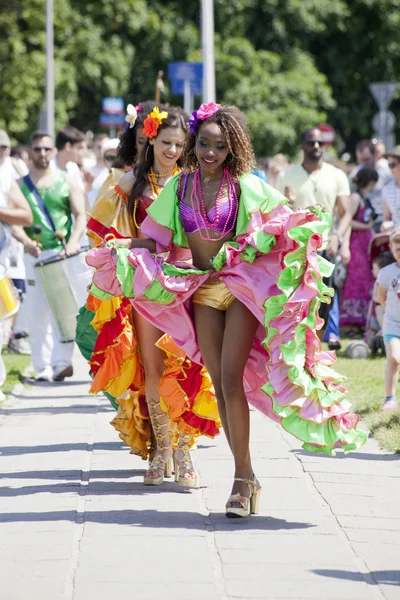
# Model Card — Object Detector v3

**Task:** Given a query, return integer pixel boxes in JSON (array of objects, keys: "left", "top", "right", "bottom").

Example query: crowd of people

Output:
[{"left": 0, "top": 102, "right": 399, "bottom": 517}]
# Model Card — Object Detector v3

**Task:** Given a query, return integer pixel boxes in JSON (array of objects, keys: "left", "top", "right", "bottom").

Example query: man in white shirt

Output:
[
  {"left": 381, "top": 146, "right": 400, "bottom": 231},
  {"left": 52, "top": 126, "right": 90, "bottom": 247},
  {"left": 0, "top": 130, "right": 30, "bottom": 353},
  {"left": 0, "top": 139, "right": 33, "bottom": 398},
  {"left": 0, "top": 130, "right": 29, "bottom": 180},
  {"left": 277, "top": 127, "right": 352, "bottom": 349}
]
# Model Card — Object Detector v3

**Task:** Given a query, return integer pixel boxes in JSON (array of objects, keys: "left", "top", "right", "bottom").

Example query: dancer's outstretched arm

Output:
[{"left": 109, "top": 237, "right": 156, "bottom": 252}]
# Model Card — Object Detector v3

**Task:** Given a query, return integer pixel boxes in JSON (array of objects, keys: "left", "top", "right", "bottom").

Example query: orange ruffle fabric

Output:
[
  {"left": 86, "top": 291, "right": 220, "bottom": 459},
  {"left": 82, "top": 170, "right": 220, "bottom": 458}
]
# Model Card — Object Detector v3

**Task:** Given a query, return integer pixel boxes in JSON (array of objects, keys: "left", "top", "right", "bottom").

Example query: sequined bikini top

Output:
[{"left": 178, "top": 173, "right": 237, "bottom": 235}]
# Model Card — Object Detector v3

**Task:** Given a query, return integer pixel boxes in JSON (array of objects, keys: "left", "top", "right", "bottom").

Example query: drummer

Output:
[
  {"left": 0, "top": 133, "right": 33, "bottom": 398},
  {"left": 14, "top": 130, "right": 86, "bottom": 382}
]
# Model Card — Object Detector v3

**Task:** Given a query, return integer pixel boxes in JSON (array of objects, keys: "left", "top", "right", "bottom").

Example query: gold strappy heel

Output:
[
  {"left": 144, "top": 401, "right": 172, "bottom": 486},
  {"left": 225, "top": 477, "right": 261, "bottom": 518},
  {"left": 148, "top": 429, "right": 173, "bottom": 479},
  {"left": 173, "top": 432, "right": 197, "bottom": 489}
]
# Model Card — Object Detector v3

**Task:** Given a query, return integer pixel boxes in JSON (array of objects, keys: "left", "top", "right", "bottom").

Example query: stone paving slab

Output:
[{"left": 0, "top": 352, "right": 399, "bottom": 599}]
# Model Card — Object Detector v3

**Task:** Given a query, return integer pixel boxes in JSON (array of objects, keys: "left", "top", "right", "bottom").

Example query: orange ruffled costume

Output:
[{"left": 77, "top": 170, "right": 220, "bottom": 459}]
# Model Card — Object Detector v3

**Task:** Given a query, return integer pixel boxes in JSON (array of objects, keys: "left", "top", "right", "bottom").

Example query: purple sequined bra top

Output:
[{"left": 178, "top": 172, "right": 238, "bottom": 237}]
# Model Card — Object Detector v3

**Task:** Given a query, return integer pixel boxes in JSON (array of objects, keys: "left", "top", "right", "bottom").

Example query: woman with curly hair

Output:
[
  {"left": 88, "top": 103, "right": 367, "bottom": 517},
  {"left": 77, "top": 104, "right": 220, "bottom": 487}
]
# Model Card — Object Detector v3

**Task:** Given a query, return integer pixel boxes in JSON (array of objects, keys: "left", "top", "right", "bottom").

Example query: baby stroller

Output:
[{"left": 364, "top": 232, "right": 393, "bottom": 357}]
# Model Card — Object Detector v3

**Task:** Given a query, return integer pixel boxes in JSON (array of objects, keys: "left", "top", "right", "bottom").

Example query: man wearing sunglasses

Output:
[
  {"left": 14, "top": 131, "right": 86, "bottom": 382},
  {"left": 381, "top": 146, "right": 400, "bottom": 232},
  {"left": 277, "top": 127, "right": 352, "bottom": 349}
]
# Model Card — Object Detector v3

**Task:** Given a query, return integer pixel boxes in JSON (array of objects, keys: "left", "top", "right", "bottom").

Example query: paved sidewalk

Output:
[{"left": 0, "top": 353, "right": 399, "bottom": 600}]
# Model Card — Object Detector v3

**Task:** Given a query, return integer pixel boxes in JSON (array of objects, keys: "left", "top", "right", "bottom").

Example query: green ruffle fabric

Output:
[
  {"left": 109, "top": 173, "right": 368, "bottom": 454},
  {"left": 261, "top": 209, "right": 368, "bottom": 454}
]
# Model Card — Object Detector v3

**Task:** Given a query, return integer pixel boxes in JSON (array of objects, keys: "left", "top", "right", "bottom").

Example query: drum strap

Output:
[{"left": 23, "top": 175, "right": 56, "bottom": 233}]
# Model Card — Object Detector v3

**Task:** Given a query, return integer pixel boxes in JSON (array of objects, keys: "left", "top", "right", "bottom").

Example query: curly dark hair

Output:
[
  {"left": 128, "top": 105, "right": 189, "bottom": 217},
  {"left": 117, "top": 100, "right": 155, "bottom": 167},
  {"left": 182, "top": 105, "right": 255, "bottom": 178}
]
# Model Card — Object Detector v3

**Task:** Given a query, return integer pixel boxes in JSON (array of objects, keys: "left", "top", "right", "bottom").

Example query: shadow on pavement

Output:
[
  {"left": 0, "top": 404, "right": 111, "bottom": 416},
  {"left": 0, "top": 442, "right": 124, "bottom": 455},
  {"left": 209, "top": 513, "right": 315, "bottom": 531},
  {"left": 312, "top": 568, "right": 400, "bottom": 586},
  {"left": 291, "top": 449, "right": 400, "bottom": 461},
  {"left": 21, "top": 379, "right": 90, "bottom": 387},
  {"left": 0, "top": 469, "right": 136, "bottom": 480},
  {"left": 0, "top": 480, "right": 191, "bottom": 496},
  {"left": 0, "top": 509, "right": 314, "bottom": 531}
]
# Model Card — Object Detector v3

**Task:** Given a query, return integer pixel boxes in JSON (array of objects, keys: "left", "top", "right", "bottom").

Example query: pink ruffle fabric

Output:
[{"left": 87, "top": 203, "right": 350, "bottom": 431}]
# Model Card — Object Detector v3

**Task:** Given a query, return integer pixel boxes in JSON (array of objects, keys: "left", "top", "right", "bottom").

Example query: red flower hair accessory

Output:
[{"left": 143, "top": 106, "right": 169, "bottom": 138}]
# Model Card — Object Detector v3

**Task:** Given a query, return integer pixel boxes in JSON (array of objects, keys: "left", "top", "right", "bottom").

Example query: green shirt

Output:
[{"left": 21, "top": 173, "right": 72, "bottom": 251}]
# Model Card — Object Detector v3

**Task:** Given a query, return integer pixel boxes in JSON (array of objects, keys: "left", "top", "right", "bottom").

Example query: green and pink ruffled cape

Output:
[{"left": 87, "top": 172, "right": 368, "bottom": 455}]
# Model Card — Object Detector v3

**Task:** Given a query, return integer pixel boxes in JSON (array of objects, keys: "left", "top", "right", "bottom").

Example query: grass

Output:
[
  {"left": 334, "top": 340, "right": 400, "bottom": 453},
  {"left": 2, "top": 349, "right": 31, "bottom": 396}
]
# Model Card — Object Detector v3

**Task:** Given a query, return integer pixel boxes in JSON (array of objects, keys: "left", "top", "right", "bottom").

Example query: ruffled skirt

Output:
[
  {"left": 87, "top": 204, "right": 368, "bottom": 455},
  {"left": 76, "top": 285, "right": 220, "bottom": 459}
]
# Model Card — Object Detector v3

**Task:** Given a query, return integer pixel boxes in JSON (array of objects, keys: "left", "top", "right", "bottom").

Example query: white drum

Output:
[{"left": 34, "top": 249, "right": 93, "bottom": 342}]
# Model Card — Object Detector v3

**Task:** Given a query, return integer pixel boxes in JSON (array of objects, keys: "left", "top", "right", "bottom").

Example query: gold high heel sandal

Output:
[
  {"left": 225, "top": 477, "right": 261, "bottom": 518},
  {"left": 144, "top": 402, "right": 172, "bottom": 486},
  {"left": 148, "top": 429, "right": 173, "bottom": 478},
  {"left": 173, "top": 432, "right": 197, "bottom": 489}
]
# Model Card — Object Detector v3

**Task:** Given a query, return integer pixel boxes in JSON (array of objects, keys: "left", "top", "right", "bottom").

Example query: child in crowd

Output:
[{"left": 376, "top": 229, "right": 400, "bottom": 409}]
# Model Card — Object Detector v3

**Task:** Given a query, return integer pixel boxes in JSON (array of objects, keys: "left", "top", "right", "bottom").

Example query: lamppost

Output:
[
  {"left": 201, "top": 0, "right": 216, "bottom": 103},
  {"left": 46, "top": 0, "right": 55, "bottom": 139}
]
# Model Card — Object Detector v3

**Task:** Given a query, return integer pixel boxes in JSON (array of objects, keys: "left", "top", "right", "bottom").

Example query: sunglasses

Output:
[
  {"left": 104, "top": 154, "right": 117, "bottom": 162},
  {"left": 0, "top": 145, "right": 9, "bottom": 150},
  {"left": 305, "top": 140, "right": 325, "bottom": 147},
  {"left": 32, "top": 146, "right": 53, "bottom": 153},
  {"left": 389, "top": 161, "right": 400, "bottom": 169}
]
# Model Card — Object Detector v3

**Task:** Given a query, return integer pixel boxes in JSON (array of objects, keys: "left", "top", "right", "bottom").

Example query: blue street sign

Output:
[
  {"left": 99, "top": 113, "right": 125, "bottom": 128},
  {"left": 168, "top": 62, "right": 203, "bottom": 96},
  {"left": 102, "top": 97, "right": 124, "bottom": 114}
]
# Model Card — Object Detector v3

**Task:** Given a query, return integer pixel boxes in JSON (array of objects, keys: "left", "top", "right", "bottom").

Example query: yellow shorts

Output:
[{"left": 192, "top": 279, "right": 236, "bottom": 311}]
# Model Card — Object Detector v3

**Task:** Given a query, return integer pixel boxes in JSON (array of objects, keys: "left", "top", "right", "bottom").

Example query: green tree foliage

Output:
[{"left": 0, "top": 0, "right": 398, "bottom": 156}]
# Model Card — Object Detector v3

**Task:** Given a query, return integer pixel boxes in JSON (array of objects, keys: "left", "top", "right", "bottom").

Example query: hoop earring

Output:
[
  {"left": 225, "top": 153, "right": 235, "bottom": 164},
  {"left": 145, "top": 146, "right": 150, "bottom": 162}
]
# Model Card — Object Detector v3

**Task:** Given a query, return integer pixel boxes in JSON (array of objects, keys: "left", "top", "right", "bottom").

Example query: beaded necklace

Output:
[
  {"left": 148, "top": 165, "right": 180, "bottom": 199},
  {"left": 133, "top": 164, "right": 181, "bottom": 230},
  {"left": 189, "top": 167, "right": 238, "bottom": 242}
]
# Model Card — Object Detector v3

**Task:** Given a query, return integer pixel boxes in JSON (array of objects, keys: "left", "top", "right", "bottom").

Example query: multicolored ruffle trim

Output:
[
  {"left": 76, "top": 285, "right": 220, "bottom": 459},
  {"left": 87, "top": 202, "right": 368, "bottom": 455}
]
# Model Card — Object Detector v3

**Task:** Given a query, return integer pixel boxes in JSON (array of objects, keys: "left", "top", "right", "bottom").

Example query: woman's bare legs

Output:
[
  {"left": 132, "top": 311, "right": 171, "bottom": 479},
  {"left": 384, "top": 338, "right": 400, "bottom": 398},
  {"left": 194, "top": 305, "right": 231, "bottom": 448},
  {"left": 194, "top": 300, "right": 259, "bottom": 501},
  {"left": 222, "top": 301, "right": 259, "bottom": 500}
]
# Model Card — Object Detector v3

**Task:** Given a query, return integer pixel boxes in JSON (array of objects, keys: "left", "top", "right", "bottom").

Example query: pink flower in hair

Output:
[
  {"left": 188, "top": 102, "right": 221, "bottom": 134},
  {"left": 196, "top": 102, "right": 221, "bottom": 121}
]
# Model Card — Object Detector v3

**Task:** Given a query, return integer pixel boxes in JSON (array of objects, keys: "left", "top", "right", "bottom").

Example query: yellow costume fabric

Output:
[{"left": 192, "top": 278, "right": 236, "bottom": 311}]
